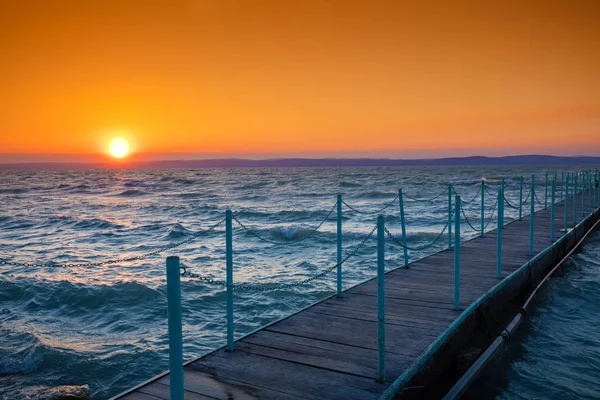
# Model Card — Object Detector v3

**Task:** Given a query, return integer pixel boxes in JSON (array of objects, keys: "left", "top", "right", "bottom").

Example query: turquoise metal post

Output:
[
  {"left": 589, "top": 171, "right": 592, "bottom": 212},
  {"left": 583, "top": 172, "right": 586, "bottom": 216},
  {"left": 399, "top": 189, "right": 409, "bottom": 267},
  {"left": 544, "top": 172, "right": 548, "bottom": 209},
  {"left": 376, "top": 215, "right": 386, "bottom": 383},
  {"left": 166, "top": 256, "right": 184, "bottom": 400},
  {"left": 496, "top": 188, "right": 503, "bottom": 279},
  {"left": 519, "top": 176, "right": 523, "bottom": 220},
  {"left": 574, "top": 173, "right": 578, "bottom": 224},
  {"left": 480, "top": 181, "right": 485, "bottom": 237},
  {"left": 336, "top": 194, "right": 342, "bottom": 297},
  {"left": 454, "top": 195, "right": 461, "bottom": 310},
  {"left": 564, "top": 174, "right": 569, "bottom": 231},
  {"left": 560, "top": 172, "right": 564, "bottom": 201},
  {"left": 448, "top": 183, "right": 453, "bottom": 249},
  {"left": 225, "top": 210, "right": 234, "bottom": 352},
  {"left": 529, "top": 175, "right": 535, "bottom": 256},
  {"left": 551, "top": 179, "right": 556, "bottom": 241}
]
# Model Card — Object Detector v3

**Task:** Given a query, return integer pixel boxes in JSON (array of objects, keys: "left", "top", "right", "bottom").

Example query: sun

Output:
[{"left": 109, "top": 138, "right": 130, "bottom": 159}]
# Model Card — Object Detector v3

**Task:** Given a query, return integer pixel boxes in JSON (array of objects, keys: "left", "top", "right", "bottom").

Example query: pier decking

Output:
[{"left": 116, "top": 190, "right": 600, "bottom": 400}]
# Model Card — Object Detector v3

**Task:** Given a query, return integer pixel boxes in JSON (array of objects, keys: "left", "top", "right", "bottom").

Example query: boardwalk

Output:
[{"left": 117, "top": 191, "right": 599, "bottom": 400}]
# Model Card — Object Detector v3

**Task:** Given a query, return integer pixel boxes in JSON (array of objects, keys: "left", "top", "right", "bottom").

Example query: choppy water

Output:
[
  {"left": 0, "top": 166, "right": 593, "bottom": 399},
  {"left": 466, "top": 229, "right": 600, "bottom": 400}
]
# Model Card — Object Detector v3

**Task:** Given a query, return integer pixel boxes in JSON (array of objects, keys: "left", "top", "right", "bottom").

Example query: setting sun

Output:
[{"left": 109, "top": 138, "right": 130, "bottom": 159}]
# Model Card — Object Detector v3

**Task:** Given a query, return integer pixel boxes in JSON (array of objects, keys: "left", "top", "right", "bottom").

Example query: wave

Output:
[
  {"left": 2, "top": 279, "right": 162, "bottom": 311},
  {"left": 452, "top": 178, "right": 487, "bottom": 186},
  {"left": 166, "top": 223, "right": 192, "bottom": 239},
  {"left": 117, "top": 189, "right": 147, "bottom": 197},
  {"left": 73, "top": 218, "right": 124, "bottom": 230},
  {"left": 124, "top": 181, "right": 160, "bottom": 188},
  {"left": 173, "top": 179, "right": 196, "bottom": 185},
  {"left": 0, "top": 188, "right": 28, "bottom": 194},
  {"left": 0, "top": 354, "right": 42, "bottom": 375},
  {"left": 340, "top": 181, "right": 362, "bottom": 188}
]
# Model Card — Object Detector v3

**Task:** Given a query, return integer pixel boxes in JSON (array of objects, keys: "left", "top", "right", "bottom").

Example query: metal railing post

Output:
[
  {"left": 448, "top": 183, "right": 453, "bottom": 249},
  {"left": 589, "top": 171, "right": 592, "bottom": 212},
  {"left": 519, "top": 175, "right": 523, "bottom": 220},
  {"left": 545, "top": 172, "right": 548, "bottom": 209},
  {"left": 376, "top": 215, "right": 386, "bottom": 383},
  {"left": 166, "top": 256, "right": 184, "bottom": 400},
  {"left": 551, "top": 179, "right": 556, "bottom": 241},
  {"left": 574, "top": 172, "right": 578, "bottom": 224},
  {"left": 480, "top": 181, "right": 485, "bottom": 237},
  {"left": 583, "top": 171, "right": 587, "bottom": 216},
  {"left": 496, "top": 188, "right": 503, "bottom": 279},
  {"left": 226, "top": 210, "right": 234, "bottom": 352},
  {"left": 564, "top": 174, "right": 569, "bottom": 231},
  {"left": 454, "top": 195, "right": 461, "bottom": 311},
  {"left": 560, "top": 172, "right": 564, "bottom": 201},
  {"left": 529, "top": 175, "right": 535, "bottom": 256},
  {"left": 337, "top": 194, "right": 342, "bottom": 297},
  {"left": 399, "top": 189, "right": 409, "bottom": 267}
]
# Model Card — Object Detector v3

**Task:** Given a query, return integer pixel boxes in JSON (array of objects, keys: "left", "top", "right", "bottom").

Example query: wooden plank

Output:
[
  {"left": 156, "top": 368, "right": 306, "bottom": 400},
  {"left": 186, "top": 350, "right": 388, "bottom": 399},
  {"left": 138, "top": 382, "right": 215, "bottom": 400}
]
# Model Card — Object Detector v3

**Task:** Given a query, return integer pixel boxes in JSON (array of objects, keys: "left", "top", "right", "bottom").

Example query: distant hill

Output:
[{"left": 1, "top": 155, "right": 600, "bottom": 169}]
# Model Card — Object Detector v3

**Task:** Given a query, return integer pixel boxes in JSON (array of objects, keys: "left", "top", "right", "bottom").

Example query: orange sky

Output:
[{"left": 1, "top": 0, "right": 600, "bottom": 160}]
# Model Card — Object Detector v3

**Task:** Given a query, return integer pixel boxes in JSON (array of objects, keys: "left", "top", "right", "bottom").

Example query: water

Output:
[
  {"left": 466, "top": 230, "right": 600, "bottom": 400},
  {"left": 0, "top": 166, "right": 589, "bottom": 399}
]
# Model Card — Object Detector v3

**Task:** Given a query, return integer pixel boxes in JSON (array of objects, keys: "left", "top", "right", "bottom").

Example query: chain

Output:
[
  {"left": 181, "top": 224, "right": 378, "bottom": 291},
  {"left": 503, "top": 196, "right": 520, "bottom": 209},
  {"left": 0, "top": 219, "right": 226, "bottom": 268},
  {"left": 459, "top": 203, "right": 482, "bottom": 232},
  {"left": 341, "top": 195, "right": 399, "bottom": 215},
  {"left": 231, "top": 202, "right": 337, "bottom": 246},
  {"left": 453, "top": 185, "right": 483, "bottom": 205},
  {"left": 385, "top": 223, "right": 449, "bottom": 251}
]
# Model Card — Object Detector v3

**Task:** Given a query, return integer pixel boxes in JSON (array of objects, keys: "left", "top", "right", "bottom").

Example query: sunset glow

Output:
[{"left": 1, "top": 1, "right": 599, "bottom": 160}]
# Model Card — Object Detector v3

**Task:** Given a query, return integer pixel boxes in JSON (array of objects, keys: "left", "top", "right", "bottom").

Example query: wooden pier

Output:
[{"left": 115, "top": 187, "right": 600, "bottom": 400}]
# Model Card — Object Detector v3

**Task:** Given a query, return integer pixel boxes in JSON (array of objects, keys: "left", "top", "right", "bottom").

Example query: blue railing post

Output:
[
  {"left": 496, "top": 187, "right": 503, "bottom": 279},
  {"left": 589, "top": 171, "right": 592, "bottom": 212},
  {"left": 545, "top": 172, "right": 548, "bottom": 209},
  {"left": 519, "top": 176, "right": 523, "bottom": 220},
  {"left": 376, "top": 215, "right": 386, "bottom": 383},
  {"left": 560, "top": 172, "right": 564, "bottom": 201},
  {"left": 480, "top": 181, "right": 485, "bottom": 237},
  {"left": 166, "top": 256, "right": 184, "bottom": 400},
  {"left": 581, "top": 171, "right": 587, "bottom": 218},
  {"left": 529, "top": 175, "right": 535, "bottom": 256},
  {"left": 564, "top": 174, "right": 569, "bottom": 231},
  {"left": 551, "top": 179, "right": 556, "bottom": 241},
  {"left": 336, "top": 194, "right": 342, "bottom": 297},
  {"left": 454, "top": 195, "right": 461, "bottom": 311},
  {"left": 574, "top": 172, "right": 578, "bottom": 224},
  {"left": 448, "top": 183, "right": 453, "bottom": 249},
  {"left": 225, "top": 209, "right": 234, "bottom": 352},
  {"left": 399, "top": 189, "right": 409, "bottom": 267}
]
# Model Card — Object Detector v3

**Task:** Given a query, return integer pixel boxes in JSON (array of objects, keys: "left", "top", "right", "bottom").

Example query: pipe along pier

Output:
[{"left": 113, "top": 170, "right": 600, "bottom": 400}]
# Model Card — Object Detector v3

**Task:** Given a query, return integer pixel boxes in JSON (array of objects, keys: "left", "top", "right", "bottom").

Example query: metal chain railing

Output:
[
  {"left": 503, "top": 195, "right": 520, "bottom": 209},
  {"left": 341, "top": 194, "right": 399, "bottom": 215},
  {"left": 385, "top": 222, "right": 449, "bottom": 251},
  {"left": 459, "top": 203, "right": 482, "bottom": 232},
  {"left": 453, "top": 185, "right": 482, "bottom": 205},
  {"left": 0, "top": 219, "right": 226, "bottom": 268},
  {"left": 181, "top": 223, "right": 378, "bottom": 291},
  {"left": 231, "top": 202, "right": 337, "bottom": 246}
]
